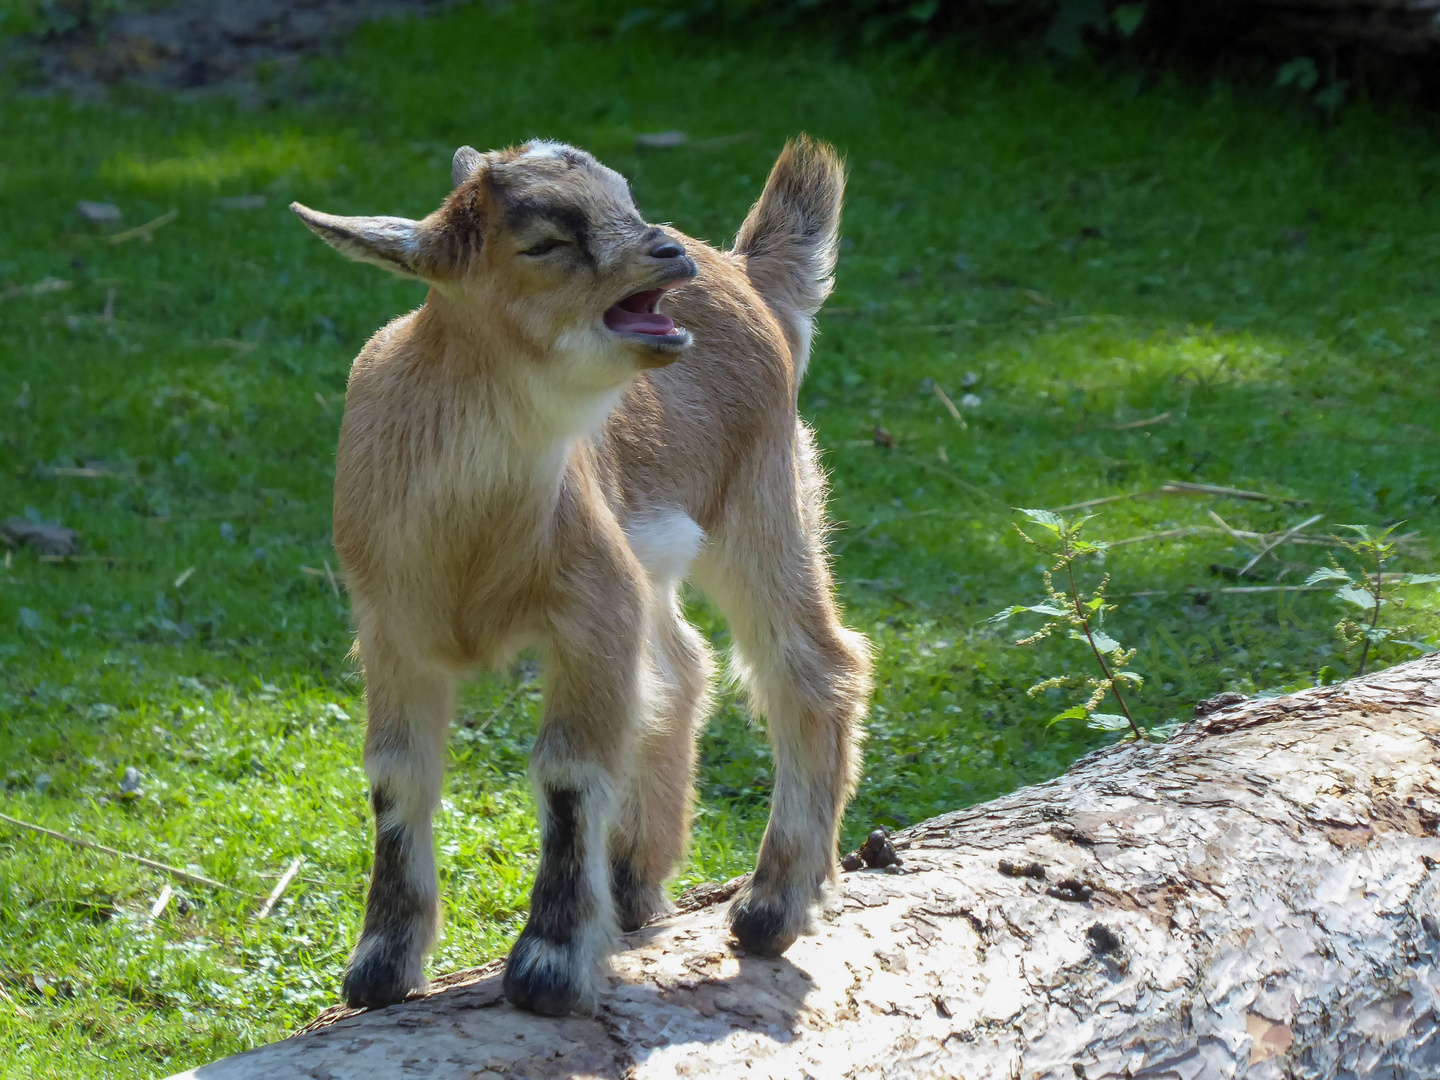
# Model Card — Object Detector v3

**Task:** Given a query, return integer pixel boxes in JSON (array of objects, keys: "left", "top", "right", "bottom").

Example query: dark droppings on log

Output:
[
  {"left": 1085, "top": 923, "right": 1122, "bottom": 954},
  {"left": 861, "top": 829, "right": 902, "bottom": 869},
  {"left": 998, "top": 859, "right": 1047, "bottom": 880},
  {"left": 1046, "top": 879, "right": 1094, "bottom": 902},
  {"left": 842, "top": 828, "right": 903, "bottom": 871}
]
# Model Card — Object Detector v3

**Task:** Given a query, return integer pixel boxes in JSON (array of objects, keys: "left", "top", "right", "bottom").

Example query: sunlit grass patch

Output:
[{"left": 100, "top": 130, "right": 352, "bottom": 193}]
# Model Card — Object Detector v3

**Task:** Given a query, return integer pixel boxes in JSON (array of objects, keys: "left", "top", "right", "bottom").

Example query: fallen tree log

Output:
[{"left": 170, "top": 654, "right": 1440, "bottom": 1079}]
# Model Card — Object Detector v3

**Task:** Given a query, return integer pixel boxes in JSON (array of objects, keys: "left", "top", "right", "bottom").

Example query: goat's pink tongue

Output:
[{"left": 605, "top": 304, "right": 676, "bottom": 336}]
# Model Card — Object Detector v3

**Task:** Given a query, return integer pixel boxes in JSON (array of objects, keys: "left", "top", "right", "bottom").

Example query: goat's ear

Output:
[
  {"left": 452, "top": 145, "right": 483, "bottom": 188},
  {"left": 290, "top": 203, "right": 427, "bottom": 280}
]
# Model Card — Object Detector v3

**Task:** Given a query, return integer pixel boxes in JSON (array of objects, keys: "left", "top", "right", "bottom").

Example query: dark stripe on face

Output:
[
  {"left": 526, "top": 786, "right": 593, "bottom": 943},
  {"left": 502, "top": 198, "right": 595, "bottom": 268}
]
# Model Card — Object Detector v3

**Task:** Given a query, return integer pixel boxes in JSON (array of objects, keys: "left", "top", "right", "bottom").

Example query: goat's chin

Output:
[
  {"left": 553, "top": 326, "right": 691, "bottom": 374},
  {"left": 612, "top": 328, "right": 693, "bottom": 369}
]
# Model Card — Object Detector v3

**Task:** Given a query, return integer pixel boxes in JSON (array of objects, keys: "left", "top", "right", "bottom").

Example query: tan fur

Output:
[{"left": 292, "top": 135, "right": 872, "bottom": 1014}]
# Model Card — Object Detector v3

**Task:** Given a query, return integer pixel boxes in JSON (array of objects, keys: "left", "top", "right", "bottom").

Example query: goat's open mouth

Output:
[{"left": 604, "top": 288, "right": 685, "bottom": 338}]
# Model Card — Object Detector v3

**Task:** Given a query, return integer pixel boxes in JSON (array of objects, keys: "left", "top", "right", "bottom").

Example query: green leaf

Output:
[
  {"left": 1393, "top": 640, "right": 1438, "bottom": 654},
  {"left": 1399, "top": 574, "right": 1440, "bottom": 586},
  {"left": 988, "top": 602, "right": 1069, "bottom": 624},
  {"left": 1112, "top": 3, "right": 1145, "bottom": 38},
  {"left": 1336, "top": 584, "right": 1379, "bottom": 610},
  {"left": 1113, "top": 670, "right": 1144, "bottom": 685},
  {"left": 1017, "top": 508, "right": 1064, "bottom": 532},
  {"left": 1087, "top": 713, "right": 1132, "bottom": 731},
  {"left": 1304, "top": 566, "right": 1352, "bottom": 586},
  {"left": 1089, "top": 628, "right": 1121, "bottom": 653},
  {"left": 1046, "top": 705, "right": 1088, "bottom": 728},
  {"left": 1360, "top": 626, "right": 1394, "bottom": 644}
]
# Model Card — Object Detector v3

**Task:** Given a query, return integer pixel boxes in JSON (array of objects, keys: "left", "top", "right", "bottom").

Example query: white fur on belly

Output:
[{"left": 625, "top": 509, "right": 705, "bottom": 586}]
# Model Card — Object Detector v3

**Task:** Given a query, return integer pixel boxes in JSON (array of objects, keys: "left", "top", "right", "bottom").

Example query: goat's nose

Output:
[{"left": 649, "top": 239, "right": 684, "bottom": 260}]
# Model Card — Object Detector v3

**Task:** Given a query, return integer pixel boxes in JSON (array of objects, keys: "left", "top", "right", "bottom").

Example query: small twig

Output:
[
  {"left": 1207, "top": 510, "right": 1261, "bottom": 550},
  {"left": 1052, "top": 490, "right": 1151, "bottom": 512},
  {"left": 1107, "top": 527, "right": 1211, "bottom": 548},
  {"left": 256, "top": 857, "right": 304, "bottom": 920},
  {"left": 932, "top": 383, "right": 967, "bottom": 429},
  {"left": 1108, "top": 525, "right": 1414, "bottom": 551},
  {"left": 106, "top": 208, "right": 178, "bottom": 245},
  {"left": 46, "top": 467, "right": 120, "bottom": 478},
  {"left": 1163, "top": 481, "right": 1308, "bottom": 505},
  {"left": 0, "top": 812, "right": 251, "bottom": 896},
  {"left": 323, "top": 558, "right": 341, "bottom": 597},
  {"left": 1052, "top": 481, "right": 1307, "bottom": 514},
  {"left": 1237, "top": 514, "right": 1324, "bottom": 578},
  {"left": 1111, "top": 412, "right": 1170, "bottom": 430},
  {"left": 1218, "top": 585, "right": 1327, "bottom": 595},
  {"left": 469, "top": 681, "right": 528, "bottom": 737},
  {"left": 149, "top": 885, "right": 173, "bottom": 923},
  {"left": 173, "top": 566, "right": 196, "bottom": 589}
]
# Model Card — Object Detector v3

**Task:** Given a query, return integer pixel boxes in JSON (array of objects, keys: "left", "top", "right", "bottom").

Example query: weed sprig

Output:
[
  {"left": 1305, "top": 524, "right": 1440, "bottom": 676},
  {"left": 991, "top": 510, "right": 1146, "bottom": 740}
]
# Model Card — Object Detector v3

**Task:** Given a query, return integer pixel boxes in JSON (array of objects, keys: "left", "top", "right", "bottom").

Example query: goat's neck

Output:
[{"left": 417, "top": 293, "right": 629, "bottom": 489}]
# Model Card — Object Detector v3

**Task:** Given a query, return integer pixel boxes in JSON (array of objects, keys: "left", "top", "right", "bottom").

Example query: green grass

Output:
[{"left": 3, "top": 3, "right": 1440, "bottom": 1075}]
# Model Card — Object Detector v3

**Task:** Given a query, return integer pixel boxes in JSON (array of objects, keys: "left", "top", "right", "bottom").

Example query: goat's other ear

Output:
[
  {"left": 290, "top": 203, "right": 426, "bottom": 280},
  {"left": 452, "top": 145, "right": 483, "bottom": 188}
]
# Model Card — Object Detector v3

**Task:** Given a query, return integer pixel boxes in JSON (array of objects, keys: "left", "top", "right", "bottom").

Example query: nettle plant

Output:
[
  {"left": 990, "top": 509, "right": 1147, "bottom": 740},
  {"left": 1305, "top": 523, "right": 1440, "bottom": 677}
]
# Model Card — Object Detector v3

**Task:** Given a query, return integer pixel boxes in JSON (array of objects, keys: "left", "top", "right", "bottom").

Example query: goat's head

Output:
[{"left": 290, "top": 141, "right": 697, "bottom": 375}]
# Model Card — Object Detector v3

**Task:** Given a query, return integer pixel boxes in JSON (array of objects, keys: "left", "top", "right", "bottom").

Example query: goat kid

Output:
[{"left": 291, "top": 136, "right": 872, "bottom": 1017}]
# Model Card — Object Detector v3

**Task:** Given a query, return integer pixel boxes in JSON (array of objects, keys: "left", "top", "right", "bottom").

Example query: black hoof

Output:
[
  {"left": 503, "top": 931, "right": 582, "bottom": 1016},
  {"left": 342, "top": 942, "right": 421, "bottom": 1009},
  {"left": 729, "top": 895, "right": 798, "bottom": 958}
]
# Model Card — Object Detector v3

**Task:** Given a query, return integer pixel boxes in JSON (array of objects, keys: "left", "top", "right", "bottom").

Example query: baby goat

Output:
[{"left": 291, "top": 136, "right": 872, "bottom": 1016}]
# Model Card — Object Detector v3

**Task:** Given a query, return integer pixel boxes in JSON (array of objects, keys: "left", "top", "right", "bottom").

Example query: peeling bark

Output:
[{"left": 169, "top": 654, "right": 1440, "bottom": 1080}]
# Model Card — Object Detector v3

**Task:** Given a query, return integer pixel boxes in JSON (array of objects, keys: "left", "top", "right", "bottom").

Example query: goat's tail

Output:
[{"left": 733, "top": 135, "right": 846, "bottom": 332}]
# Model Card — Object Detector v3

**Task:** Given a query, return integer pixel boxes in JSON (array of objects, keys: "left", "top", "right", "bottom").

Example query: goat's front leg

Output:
[
  {"left": 342, "top": 639, "right": 454, "bottom": 1009},
  {"left": 503, "top": 572, "right": 644, "bottom": 1016}
]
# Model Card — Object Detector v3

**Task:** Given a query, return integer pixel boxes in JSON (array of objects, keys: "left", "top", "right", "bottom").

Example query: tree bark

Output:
[{"left": 169, "top": 654, "right": 1440, "bottom": 1080}]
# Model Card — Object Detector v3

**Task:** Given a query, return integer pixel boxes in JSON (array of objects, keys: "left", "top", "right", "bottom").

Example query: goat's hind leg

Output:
[
  {"left": 343, "top": 635, "right": 455, "bottom": 1008},
  {"left": 609, "top": 594, "right": 714, "bottom": 932},
  {"left": 693, "top": 436, "right": 872, "bottom": 957}
]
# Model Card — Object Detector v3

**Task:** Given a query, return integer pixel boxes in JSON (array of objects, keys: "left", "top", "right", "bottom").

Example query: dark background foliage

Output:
[{"left": 614, "top": 0, "right": 1440, "bottom": 108}]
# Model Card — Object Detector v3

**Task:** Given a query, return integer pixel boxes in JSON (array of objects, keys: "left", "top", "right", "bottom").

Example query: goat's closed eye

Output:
[{"left": 519, "top": 237, "right": 571, "bottom": 257}]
